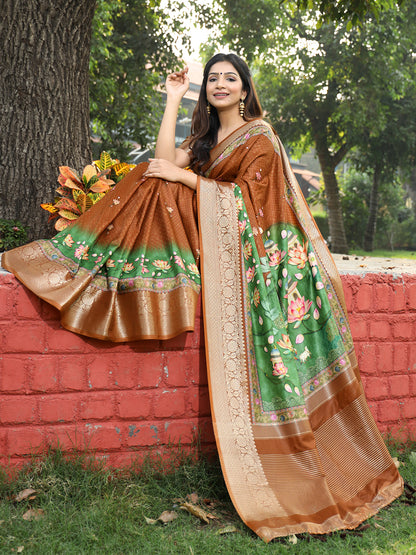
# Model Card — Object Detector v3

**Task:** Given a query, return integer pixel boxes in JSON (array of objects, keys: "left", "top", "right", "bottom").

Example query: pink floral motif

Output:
[
  {"left": 74, "top": 245, "right": 88, "bottom": 259},
  {"left": 272, "top": 359, "right": 288, "bottom": 378},
  {"left": 174, "top": 255, "right": 185, "bottom": 269},
  {"left": 246, "top": 266, "right": 255, "bottom": 283},
  {"left": 141, "top": 265, "right": 149, "bottom": 274},
  {"left": 63, "top": 234, "right": 74, "bottom": 248},
  {"left": 277, "top": 334, "right": 293, "bottom": 351},
  {"left": 236, "top": 197, "right": 244, "bottom": 211},
  {"left": 238, "top": 219, "right": 247, "bottom": 234},
  {"left": 255, "top": 171, "right": 262, "bottom": 181},
  {"left": 288, "top": 241, "right": 308, "bottom": 269},
  {"left": 243, "top": 240, "right": 252, "bottom": 260},
  {"left": 252, "top": 287, "right": 260, "bottom": 307},
  {"left": 106, "top": 258, "right": 115, "bottom": 268},
  {"left": 152, "top": 260, "right": 171, "bottom": 270},
  {"left": 287, "top": 296, "right": 312, "bottom": 323},
  {"left": 268, "top": 249, "right": 285, "bottom": 267}
]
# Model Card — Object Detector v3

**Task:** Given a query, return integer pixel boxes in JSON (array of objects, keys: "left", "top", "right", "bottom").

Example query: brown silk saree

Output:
[{"left": 3, "top": 119, "right": 403, "bottom": 540}]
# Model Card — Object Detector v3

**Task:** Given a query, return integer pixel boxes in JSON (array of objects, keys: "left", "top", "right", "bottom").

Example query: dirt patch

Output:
[{"left": 332, "top": 253, "right": 416, "bottom": 275}]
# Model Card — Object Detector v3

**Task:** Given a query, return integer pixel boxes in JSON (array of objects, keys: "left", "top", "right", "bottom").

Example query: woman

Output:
[{"left": 2, "top": 53, "right": 403, "bottom": 540}]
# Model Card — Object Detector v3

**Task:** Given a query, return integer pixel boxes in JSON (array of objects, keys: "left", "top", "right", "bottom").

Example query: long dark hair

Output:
[{"left": 189, "top": 53, "right": 263, "bottom": 173}]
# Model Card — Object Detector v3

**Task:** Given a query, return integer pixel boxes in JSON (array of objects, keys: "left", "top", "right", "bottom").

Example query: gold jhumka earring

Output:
[
  {"left": 207, "top": 103, "right": 211, "bottom": 115},
  {"left": 239, "top": 98, "right": 245, "bottom": 117}
]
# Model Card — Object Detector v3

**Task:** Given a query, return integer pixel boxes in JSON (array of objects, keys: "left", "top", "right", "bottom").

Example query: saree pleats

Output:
[
  {"left": 198, "top": 120, "right": 402, "bottom": 541},
  {"left": 3, "top": 163, "right": 200, "bottom": 341}
]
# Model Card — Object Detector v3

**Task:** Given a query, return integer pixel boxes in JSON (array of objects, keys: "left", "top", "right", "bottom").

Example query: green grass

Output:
[
  {"left": 0, "top": 441, "right": 415, "bottom": 554},
  {"left": 349, "top": 249, "right": 416, "bottom": 259}
]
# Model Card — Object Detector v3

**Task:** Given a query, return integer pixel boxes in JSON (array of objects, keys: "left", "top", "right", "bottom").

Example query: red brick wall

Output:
[{"left": 1, "top": 271, "right": 415, "bottom": 468}]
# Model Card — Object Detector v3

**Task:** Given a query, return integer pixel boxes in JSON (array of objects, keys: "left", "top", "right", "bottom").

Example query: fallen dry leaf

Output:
[
  {"left": 22, "top": 508, "right": 44, "bottom": 521},
  {"left": 180, "top": 502, "right": 217, "bottom": 524},
  {"left": 157, "top": 511, "right": 178, "bottom": 524},
  {"left": 15, "top": 489, "right": 37, "bottom": 503},
  {"left": 186, "top": 492, "right": 199, "bottom": 504},
  {"left": 374, "top": 522, "right": 387, "bottom": 531},
  {"left": 17, "top": 547, "right": 24, "bottom": 553},
  {"left": 144, "top": 511, "right": 178, "bottom": 525},
  {"left": 392, "top": 457, "right": 401, "bottom": 469},
  {"left": 288, "top": 534, "right": 298, "bottom": 544}
]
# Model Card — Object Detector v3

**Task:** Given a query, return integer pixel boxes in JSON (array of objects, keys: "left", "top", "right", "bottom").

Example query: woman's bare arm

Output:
[{"left": 154, "top": 67, "right": 191, "bottom": 167}]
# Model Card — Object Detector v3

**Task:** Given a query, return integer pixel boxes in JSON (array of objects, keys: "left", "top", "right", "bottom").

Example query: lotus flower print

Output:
[
  {"left": 288, "top": 241, "right": 308, "bottom": 269},
  {"left": 243, "top": 240, "right": 253, "bottom": 260},
  {"left": 187, "top": 263, "right": 200, "bottom": 275},
  {"left": 268, "top": 249, "right": 285, "bottom": 267},
  {"left": 122, "top": 262, "right": 135, "bottom": 273},
  {"left": 246, "top": 266, "right": 256, "bottom": 283},
  {"left": 287, "top": 296, "right": 312, "bottom": 323},
  {"left": 152, "top": 260, "right": 171, "bottom": 271}
]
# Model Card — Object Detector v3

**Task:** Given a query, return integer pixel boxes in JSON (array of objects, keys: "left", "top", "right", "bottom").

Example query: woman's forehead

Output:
[{"left": 208, "top": 61, "right": 239, "bottom": 76}]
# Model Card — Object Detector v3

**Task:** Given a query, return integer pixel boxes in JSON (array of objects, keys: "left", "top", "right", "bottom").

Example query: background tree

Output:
[
  {"left": 90, "top": 0, "right": 188, "bottom": 159},
  {"left": 0, "top": 0, "right": 96, "bottom": 241},
  {"left": 203, "top": 3, "right": 415, "bottom": 253},
  {"left": 346, "top": 5, "right": 416, "bottom": 251},
  {"left": 0, "top": 0, "right": 187, "bottom": 241}
]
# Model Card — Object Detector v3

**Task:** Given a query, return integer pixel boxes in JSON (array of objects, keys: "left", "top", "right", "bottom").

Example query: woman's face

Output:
[{"left": 206, "top": 61, "right": 246, "bottom": 114}]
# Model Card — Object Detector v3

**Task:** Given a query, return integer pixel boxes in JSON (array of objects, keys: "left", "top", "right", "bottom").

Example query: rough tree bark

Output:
[
  {"left": 0, "top": 0, "right": 96, "bottom": 241},
  {"left": 314, "top": 133, "right": 349, "bottom": 254},
  {"left": 363, "top": 164, "right": 381, "bottom": 252}
]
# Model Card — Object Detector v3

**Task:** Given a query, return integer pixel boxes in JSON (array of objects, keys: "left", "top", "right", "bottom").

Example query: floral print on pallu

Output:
[
  {"left": 302, "top": 354, "right": 348, "bottom": 398},
  {"left": 240, "top": 255, "right": 307, "bottom": 424},
  {"left": 288, "top": 239, "right": 308, "bottom": 269},
  {"left": 238, "top": 203, "right": 354, "bottom": 423},
  {"left": 284, "top": 179, "right": 353, "bottom": 349},
  {"left": 234, "top": 185, "right": 306, "bottom": 424}
]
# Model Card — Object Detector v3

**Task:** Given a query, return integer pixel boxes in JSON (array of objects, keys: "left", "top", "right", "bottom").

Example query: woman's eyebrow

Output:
[{"left": 208, "top": 71, "right": 238, "bottom": 77}]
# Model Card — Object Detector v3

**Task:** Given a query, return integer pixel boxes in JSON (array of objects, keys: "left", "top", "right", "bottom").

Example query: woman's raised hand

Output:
[{"left": 165, "top": 67, "right": 190, "bottom": 101}]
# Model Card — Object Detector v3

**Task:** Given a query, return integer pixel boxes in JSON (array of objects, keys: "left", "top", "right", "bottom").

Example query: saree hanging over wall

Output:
[
  {"left": 3, "top": 119, "right": 403, "bottom": 540},
  {"left": 197, "top": 120, "right": 402, "bottom": 540}
]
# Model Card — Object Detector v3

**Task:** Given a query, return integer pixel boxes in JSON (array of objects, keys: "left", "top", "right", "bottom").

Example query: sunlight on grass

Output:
[{"left": 350, "top": 249, "right": 416, "bottom": 259}]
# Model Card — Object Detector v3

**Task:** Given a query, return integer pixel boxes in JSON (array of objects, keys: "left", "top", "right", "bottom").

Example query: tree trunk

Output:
[
  {"left": 315, "top": 149, "right": 349, "bottom": 254},
  {"left": 363, "top": 164, "right": 381, "bottom": 252},
  {"left": 0, "top": 0, "right": 96, "bottom": 241}
]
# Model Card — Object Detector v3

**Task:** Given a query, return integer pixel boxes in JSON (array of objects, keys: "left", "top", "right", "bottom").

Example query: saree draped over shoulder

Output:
[
  {"left": 196, "top": 120, "right": 402, "bottom": 540},
  {"left": 3, "top": 119, "right": 403, "bottom": 540}
]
